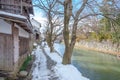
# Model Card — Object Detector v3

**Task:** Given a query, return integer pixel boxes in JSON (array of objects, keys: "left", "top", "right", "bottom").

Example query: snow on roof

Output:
[
  {"left": 0, "top": 11, "right": 33, "bottom": 33},
  {"left": 0, "top": 11, "right": 27, "bottom": 19},
  {"left": 30, "top": 18, "right": 41, "bottom": 27}
]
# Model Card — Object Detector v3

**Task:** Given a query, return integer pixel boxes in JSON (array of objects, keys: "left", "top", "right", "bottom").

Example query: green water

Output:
[{"left": 72, "top": 48, "right": 120, "bottom": 80}]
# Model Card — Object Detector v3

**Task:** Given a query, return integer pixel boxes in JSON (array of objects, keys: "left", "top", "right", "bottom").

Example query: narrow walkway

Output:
[{"left": 32, "top": 46, "right": 59, "bottom": 80}]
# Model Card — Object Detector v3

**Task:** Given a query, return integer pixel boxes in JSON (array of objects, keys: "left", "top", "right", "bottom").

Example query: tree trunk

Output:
[
  {"left": 46, "top": 34, "right": 54, "bottom": 52},
  {"left": 46, "top": 9, "right": 54, "bottom": 52},
  {"left": 62, "top": 0, "right": 72, "bottom": 64},
  {"left": 62, "top": 46, "right": 72, "bottom": 64},
  {"left": 50, "top": 42, "right": 54, "bottom": 52}
]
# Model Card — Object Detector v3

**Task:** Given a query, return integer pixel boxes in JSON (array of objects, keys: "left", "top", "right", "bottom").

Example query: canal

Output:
[{"left": 72, "top": 48, "right": 120, "bottom": 80}]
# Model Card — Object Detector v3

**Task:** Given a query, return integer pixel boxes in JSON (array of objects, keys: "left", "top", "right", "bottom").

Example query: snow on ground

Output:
[
  {"left": 54, "top": 43, "right": 65, "bottom": 57},
  {"left": 44, "top": 46, "right": 62, "bottom": 64},
  {"left": 44, "top": 44, "right": 89, "bottom": 80},
  {"left": 32, "top": 46, "right": 51, "bottom": 80},
  {"left": 32, "top": 43, "right": 89, "bottom": 80},
  {"left": 54, "top": 64, "right": 89, "bottom": 80}
]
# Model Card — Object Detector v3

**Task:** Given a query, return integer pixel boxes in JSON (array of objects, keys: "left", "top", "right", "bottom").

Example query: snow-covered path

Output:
[
  {"left": 32, "top": 46, "right": 59, "bottom": 80},
  {"left": 32, "top": 44, "right": 89, "bottom": 80}
]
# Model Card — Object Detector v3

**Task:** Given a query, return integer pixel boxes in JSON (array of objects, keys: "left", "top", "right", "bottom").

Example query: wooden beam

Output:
[
  {"left": 0, "top": 2, "right": 32, "bottom": 7},
  {"left": 0, "top": 17, "right": 26, "bottom": 24},
  {"left": 22, "top": 2, "right": 32, "bottom": 7}
]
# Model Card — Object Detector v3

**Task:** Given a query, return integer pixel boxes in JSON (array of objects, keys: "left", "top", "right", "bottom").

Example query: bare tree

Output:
[
  {"left": 62, "top": 0, "right": 120, "bottom": 64},
  {"left": 33, "top": 0, "right": 120, "bottom": 64},
  {"left": 45, "top": 15, "right": 63, "bottom": 52},
  {"left": 62, "top": 0, "right": 88, "bottom": 64},
  {"left": 33, "top": 0, "right": 63, "bottom": 52}
]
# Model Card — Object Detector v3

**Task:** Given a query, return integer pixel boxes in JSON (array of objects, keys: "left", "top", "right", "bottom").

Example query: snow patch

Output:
[
  {"left": 45, "top": 47, "right": 62, "bottom": 64},
  {"left": 54, "top": 64, "right": 89, "bottom": 80},
  {"left": 54, "top": 43, "right": 65, "bottom": 57},
  {"left": 0, "top": 11, "right": 26, "bottom": 19}
]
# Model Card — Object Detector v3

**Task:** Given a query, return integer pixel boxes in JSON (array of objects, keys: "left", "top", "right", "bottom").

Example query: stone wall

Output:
[{"left": 75, "top": 40, "right": 120, "bottom": 55}]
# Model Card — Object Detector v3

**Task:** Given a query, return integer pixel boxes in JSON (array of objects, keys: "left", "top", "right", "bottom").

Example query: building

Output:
[
  {"left": 0, "top": 0, "right": 34, "bottom": 77},
  {"left": 30, "top": 18, "right": 41, "bottom": 43}
]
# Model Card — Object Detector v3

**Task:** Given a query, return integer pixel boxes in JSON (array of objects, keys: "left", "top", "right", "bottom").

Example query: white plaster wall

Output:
[
  {"left": 0, "top": 19, "right": 12, "bottom": 34},
  {"left": 15, "top": 24, "right": 29, "bottom": 38},
  {"left": 0, "top": 19, "right": 29, "bottom": 38}
]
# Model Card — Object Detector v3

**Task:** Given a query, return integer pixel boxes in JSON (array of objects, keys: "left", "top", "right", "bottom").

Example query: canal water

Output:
[{"left": 72, "top": 48, "right": 120, "bottom": 80}]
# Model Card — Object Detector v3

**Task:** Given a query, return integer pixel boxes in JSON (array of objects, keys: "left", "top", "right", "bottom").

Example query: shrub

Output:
[{"left": 20, "top": 55, "right": 32, "bottom": 71}]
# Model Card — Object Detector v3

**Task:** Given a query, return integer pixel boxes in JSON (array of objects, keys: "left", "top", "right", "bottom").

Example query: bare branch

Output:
[
  {"left": 75, "top": 0, "right": 88, "bottom": 18},
  {"left": 56, "top": 0, "right": 64, "bottom": 5}
]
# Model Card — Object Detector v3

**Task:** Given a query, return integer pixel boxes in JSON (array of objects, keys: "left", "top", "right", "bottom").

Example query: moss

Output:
[{"left": 20, "top": 55, "right": 32, "bottom": 71}]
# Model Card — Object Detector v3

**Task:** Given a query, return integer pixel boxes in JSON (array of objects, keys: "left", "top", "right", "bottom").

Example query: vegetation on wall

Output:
[{"left": 20, "top": 55, "right": 32, "bottom": 71}]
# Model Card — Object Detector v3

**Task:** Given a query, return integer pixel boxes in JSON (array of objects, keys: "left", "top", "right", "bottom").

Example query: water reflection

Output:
[{"left": 72, "top": 48, "right": 120, "bottom": 80}]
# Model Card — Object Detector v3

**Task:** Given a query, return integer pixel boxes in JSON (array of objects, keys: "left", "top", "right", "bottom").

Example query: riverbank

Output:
[
  {"left": 75, "top": 40, "right": 120, "bottom": 56},
  {"left": 32, "top": 44, "right": 89, "bottom": 80}
]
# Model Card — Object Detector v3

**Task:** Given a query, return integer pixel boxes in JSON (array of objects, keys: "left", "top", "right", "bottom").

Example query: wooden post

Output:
[
  {"left": 20, "top": 0, "right": 23, "bottom": 14},
  {"left": 29, "top": 33, "right": 33, "bottom": 53},
  {"left": 11, "top": 22, "right": 19, "bottom": 78}
]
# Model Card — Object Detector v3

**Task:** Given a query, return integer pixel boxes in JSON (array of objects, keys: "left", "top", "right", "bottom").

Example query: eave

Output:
[{"left": 0, "top": 11, "right": 33, "bottom": 33}]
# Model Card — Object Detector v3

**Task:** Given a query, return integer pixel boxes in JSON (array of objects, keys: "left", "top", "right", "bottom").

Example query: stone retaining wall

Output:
[{"left": 75, "top": 40, "right": 120, "bottom": 55}]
